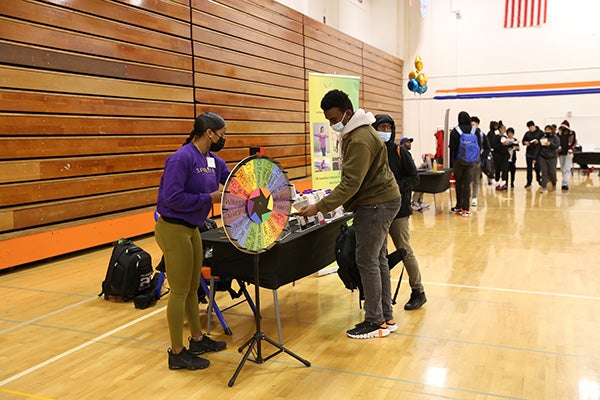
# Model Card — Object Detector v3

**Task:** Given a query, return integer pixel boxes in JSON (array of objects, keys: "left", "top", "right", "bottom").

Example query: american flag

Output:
[{"left": 504, "top": 0, "right": 547, "bottom": 28}]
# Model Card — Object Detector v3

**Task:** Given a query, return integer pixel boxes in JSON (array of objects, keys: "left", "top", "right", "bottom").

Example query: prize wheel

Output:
[{"left": 221, "top": 155, "right": 292, "bottom": 254}]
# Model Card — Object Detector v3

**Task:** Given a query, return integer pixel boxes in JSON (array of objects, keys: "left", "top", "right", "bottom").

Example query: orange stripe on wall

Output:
[
  {"left": 436, "top": 80, "right": 600, "bottom": 94},
  {"left": 0, "top": 211, "right": 156, "bottom": 270},
  {"left": 0, "top": 179, "right": 313, "bottom": 270}
]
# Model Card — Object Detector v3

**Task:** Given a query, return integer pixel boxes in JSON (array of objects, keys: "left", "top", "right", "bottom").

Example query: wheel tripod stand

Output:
[{"left": 228, "top": 253, "right": 311, "bottom": 387}]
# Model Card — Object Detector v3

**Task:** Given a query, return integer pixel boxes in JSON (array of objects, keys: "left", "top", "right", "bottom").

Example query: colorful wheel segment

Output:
[{"left": 221, "top": 155, "right": 292, "bottom": 254}]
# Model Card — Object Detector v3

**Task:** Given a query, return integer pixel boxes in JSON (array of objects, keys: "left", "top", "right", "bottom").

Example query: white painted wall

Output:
[
  {"left": 276, "top": 0, "right": 600, "bottom": 166},
  {"left": 404, "top": 0, "right": 600, "bottom": 165}
]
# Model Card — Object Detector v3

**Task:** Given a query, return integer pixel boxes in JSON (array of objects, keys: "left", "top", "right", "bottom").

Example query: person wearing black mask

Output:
[
  {"left": 373, "top": 114, "right": 427, "bottom": 311},
  {"left": 449, "top": 111, "right": 483, "bottom": 217},
  {"left": 155, "top": 112, "right": 229, "bottom": 370},
  {"left": 522, "top": 120, "right": 543, "bottom": 188}
]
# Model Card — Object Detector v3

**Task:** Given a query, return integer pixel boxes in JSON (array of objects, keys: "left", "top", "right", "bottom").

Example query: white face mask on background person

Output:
[{"left": 377, "top": 131, "right": 391, "bottom": 142}]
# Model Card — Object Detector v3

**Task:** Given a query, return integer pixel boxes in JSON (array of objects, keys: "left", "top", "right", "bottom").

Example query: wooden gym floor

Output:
[{"left": 1, "top": 170, "right": 599, "bottom": 400}]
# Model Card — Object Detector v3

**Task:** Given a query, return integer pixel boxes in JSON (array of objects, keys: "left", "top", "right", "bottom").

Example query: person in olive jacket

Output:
[{"left": 297, "top": 89, "right": 401, "bottom": 340}]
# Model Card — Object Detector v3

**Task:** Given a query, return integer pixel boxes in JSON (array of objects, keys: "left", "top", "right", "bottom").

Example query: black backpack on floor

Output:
[
  {"left": 335, "top": 223, "right": 407, "bottom": 306},
  {"left": 99, "top": 238, "right": 153, "bottom": 301}
]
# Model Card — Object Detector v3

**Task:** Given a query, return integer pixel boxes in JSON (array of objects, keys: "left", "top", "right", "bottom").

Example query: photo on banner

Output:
[{"left": 308, "top": 73, "right": 360, "bottom": 190}]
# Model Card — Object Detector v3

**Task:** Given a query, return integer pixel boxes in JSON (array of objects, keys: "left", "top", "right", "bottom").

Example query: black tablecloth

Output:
[
  {"left": 202, "top": 214, "right": 352, "bottom": 290},
  {"left": 574, "top": 152, "right": 600, "bottom": 166}
]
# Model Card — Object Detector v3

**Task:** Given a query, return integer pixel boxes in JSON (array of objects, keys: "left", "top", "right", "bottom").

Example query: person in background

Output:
[
  {"left": 401, "top": 137, "right": 429, "bottom": 211},
  {"left": 297, "top": 89, "right": 401, "bottom": 340},
  {"left": 538, "top": 124, "right": 560, "bottom": 193},
  {"left": 155, "top": 112, "right": 229, "bottom": 370},
  {"left": 522, "top": 120, "right": 543, "bottom": 188},
  {"left": 557, "top": 120, "right": 577, "bottom": 190},
  {"left": 506, "top": 127, "right": 520, "bottom": 188},
  {"left": 492, "top": 121, "right": 510, "bottom": 191},
  {"left": 470, "top": 116, "right": 491, "bottom": 206},
  {"left": 373, "top": 114, "right": 427, "bottom": 311},
  {"left": 449, "top": 111, "right": 483, "bottom": 217},
  {"left": 486, "top": 121, "right": 499, "bottom": 185}
]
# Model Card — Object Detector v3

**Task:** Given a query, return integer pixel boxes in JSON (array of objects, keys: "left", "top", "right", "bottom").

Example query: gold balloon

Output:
[
  {"left": 415, "top": 58, "right": 424, "bottom": 71},
  {"left": 408, "top": 70, "right": 418, "bottom": 80},
  {"left": 417, "top": 73, "right": 427, "bottom": 87}
]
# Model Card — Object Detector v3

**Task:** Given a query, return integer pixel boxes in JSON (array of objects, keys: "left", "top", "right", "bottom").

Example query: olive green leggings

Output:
[{"left": 154, "top": 217, "right": 203, "bottom": 348}]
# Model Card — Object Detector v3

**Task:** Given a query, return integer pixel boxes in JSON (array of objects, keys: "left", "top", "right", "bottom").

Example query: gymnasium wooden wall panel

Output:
[
  {"left": 0, "top": 0, "right": 194, "bottom": 266},
  {"left": 0, "top": 0, "right": 403, "bottom": 269}
]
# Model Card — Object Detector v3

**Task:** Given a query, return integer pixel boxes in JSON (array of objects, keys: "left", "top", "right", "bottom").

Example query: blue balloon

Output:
[
  {"left": 419, "top": 84, "right": 428, "bottom": 94},
  {"left": 407, "top": 79, "right": 419, "bottom": 92}
]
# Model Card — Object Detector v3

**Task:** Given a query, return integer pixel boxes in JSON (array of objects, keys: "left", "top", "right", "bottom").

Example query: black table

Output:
[
  {"left": 201, "top": 213, "right": 352, "bottom": 343},
  {"left": 202, "top": 213, "right": 352, "bottom": 290},
  {"left": 413, "top": 168, "right": 453, "bottom": 212}
]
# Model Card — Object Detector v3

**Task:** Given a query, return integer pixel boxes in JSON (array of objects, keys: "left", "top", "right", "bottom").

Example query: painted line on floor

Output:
[
  {"left": 0, "top": 388, "right": 55, "bottom": 400},
  {"left": 0, "top": 296, "right": 98, "bottom": 335},
  {"left": 421, "top": 280, "right": 600, "bottom": 301},
  {"left": 0, "top": 305, "right": 166, "bottom": 387}
]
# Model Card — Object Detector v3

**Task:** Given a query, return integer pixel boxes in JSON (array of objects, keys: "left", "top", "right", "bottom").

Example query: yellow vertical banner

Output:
[{"left": 308, "top": 73, "right": 360, "bottom": 190}]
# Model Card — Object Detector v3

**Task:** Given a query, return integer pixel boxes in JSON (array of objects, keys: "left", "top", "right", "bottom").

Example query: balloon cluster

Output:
[{"left": 407, "top": 56, "right": 428, "bottom": 94}]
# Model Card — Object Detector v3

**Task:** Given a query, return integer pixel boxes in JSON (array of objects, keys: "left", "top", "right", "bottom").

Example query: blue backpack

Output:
[{"left": 456, "top": 125, "right": 480, "bottom": 163}]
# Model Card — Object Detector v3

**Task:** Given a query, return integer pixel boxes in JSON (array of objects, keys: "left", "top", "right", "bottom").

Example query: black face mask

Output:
[{"left": 209, "top": 132, "right": 226, "bottom": 152}]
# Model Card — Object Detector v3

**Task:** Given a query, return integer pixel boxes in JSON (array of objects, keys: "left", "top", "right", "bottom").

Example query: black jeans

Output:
[
  {"left": 493, "top": 153, "right": 509, "bottom": 183},
  {"left": 525, "top": 155, "right": 541, "bottom": 186},
  {"left": 453, "top": 159, "right": 476, "bottom": 211}
]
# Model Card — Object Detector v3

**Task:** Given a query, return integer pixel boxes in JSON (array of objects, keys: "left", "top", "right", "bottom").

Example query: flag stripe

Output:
[{"left": 504, "top": 0, "right": 547, "bottom": 28}]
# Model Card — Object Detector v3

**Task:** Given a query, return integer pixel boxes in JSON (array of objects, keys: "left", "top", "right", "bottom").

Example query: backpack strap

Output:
[
  {"left": 455, "top": 125, "right": 463, "bottom": 134},
  {"left": 469, "top": 126, "right": 477, "bottom": 134},
  {"left": 395, "top": 144, "right": 402, "bottom": 159}
]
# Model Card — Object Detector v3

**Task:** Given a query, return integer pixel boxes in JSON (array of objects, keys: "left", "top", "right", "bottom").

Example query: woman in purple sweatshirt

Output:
[{"left": 155, "top": 112, "right": 230, "bottom": 371}]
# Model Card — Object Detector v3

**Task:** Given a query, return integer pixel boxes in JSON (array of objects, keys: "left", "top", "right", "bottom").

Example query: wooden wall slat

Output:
[
  {"left": 194, "top": 73, "right": 304, "bottom": 100},
  {"left": 0, "top": 89, "right": 194, "bottom": 117},
  {"left": 0, "top": 115, "right": 192, "bottom": 135},
  {"left": 0, "top": 137, "right": 184, "bottom": 160},
  {"left": 195, "top": 44, "right": 304, "bottom": 82},
  {"left": 2, "top": 188, "right": 158, "bottom": 232},
  {"left": 0, "top": 154, "right": 169, "bottom": 183},
  {"left": 0, "top": 171, "right": 163, "bottom": 207},
  {"left": 42, "top": 0, "right": 190, "bottom": 35},
  {"left": 0, "top": 66, "right": 193, "bottom": 101},
  {"left": 0, "top": 17, "right": 191, "bottom": 70},
  {"left": 191, "top": 26, "right": 303, "bottom": 68},
  {"left": 193, "top": 0, "right": 303, "bottom": 46},
  {"left": 0, "top": 42, "right": 192, "bottom": 86},
  {"left": 195, "top": 58, "right": 304, "bottom": 89},
  {"left": 195, "top": 89, "right": 304, "bottom": 112},
  {"left": 0, "top": 0, "right": 191, "bottom": 54},
  {"left": 195, "top": 105, "right": 306, "bottom": 123}
]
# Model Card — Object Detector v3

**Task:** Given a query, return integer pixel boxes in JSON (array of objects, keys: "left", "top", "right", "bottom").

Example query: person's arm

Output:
[{"left": 315, "top": 141, "right": 371, "bottom": 213}]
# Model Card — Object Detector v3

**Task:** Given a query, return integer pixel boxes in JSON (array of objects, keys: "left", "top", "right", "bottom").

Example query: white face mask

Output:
[
  {"left": 377, "top": 131, "right": 392, "bottom": 142},
  {"left": 331, "top": 111, "right": 348, "bottom": 132}
]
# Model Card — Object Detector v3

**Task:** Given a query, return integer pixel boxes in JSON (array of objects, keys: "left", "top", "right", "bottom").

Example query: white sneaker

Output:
[{"left": 471, "top": 198, "right": 478, "bottom": 206}]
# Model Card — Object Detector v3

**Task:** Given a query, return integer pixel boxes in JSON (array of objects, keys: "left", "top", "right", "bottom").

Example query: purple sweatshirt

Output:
[{"left": 156, "top": 143, "right": 230, "bottom": 227}]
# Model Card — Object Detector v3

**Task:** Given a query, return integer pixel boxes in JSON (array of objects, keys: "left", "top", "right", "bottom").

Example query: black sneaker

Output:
[
  {"left": 189, "top": 335, "right": 227, "bottom": 355},
  {"left": 562, "top": 185, "right": 569, "bottom": 191},
  {"left": 168, "top": 348, "right": 209, "bottom": 370},
  {"left": 450, "top": 207, "right": 461, "bottom": 213},
  {"left": 346, "top": 321, "right": 390, "bottom": 339},
  {"left": 404, "top": 290, "right": 427, "bottom": 310}
]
